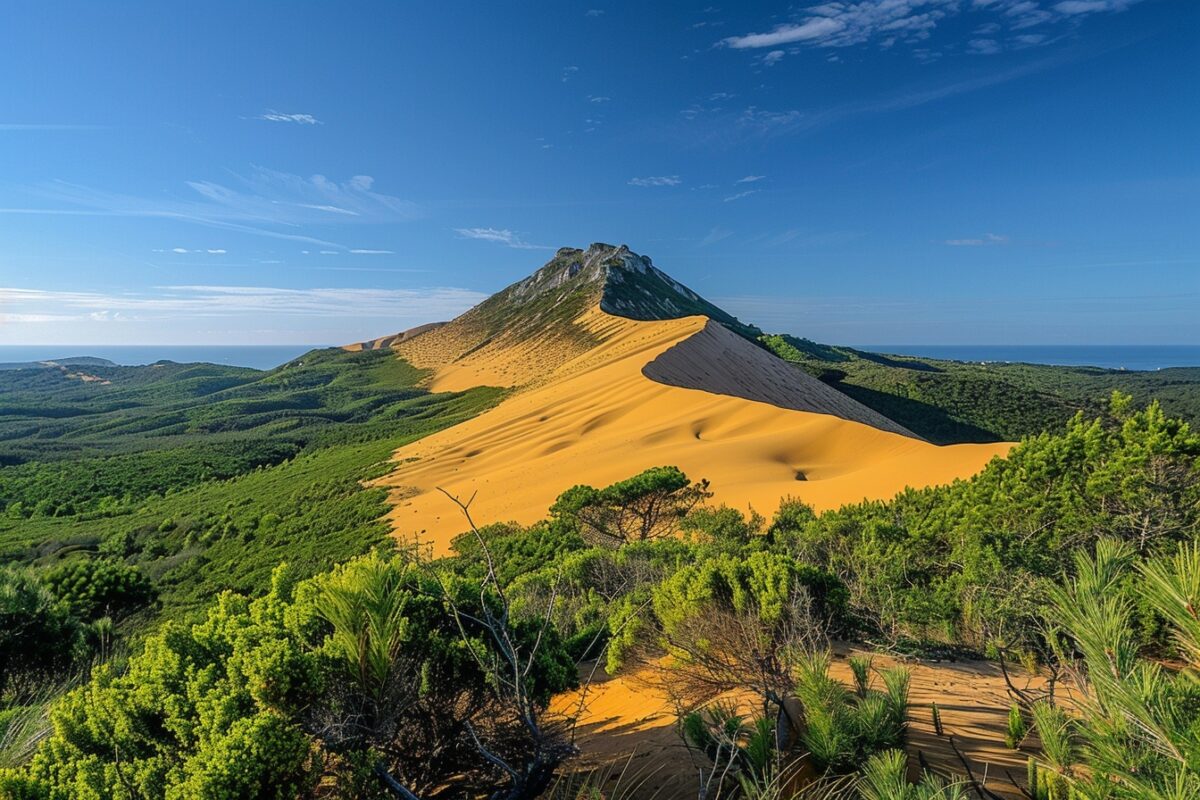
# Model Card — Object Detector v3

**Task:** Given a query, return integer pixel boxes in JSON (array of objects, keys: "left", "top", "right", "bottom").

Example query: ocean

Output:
[
  {"left": 0, "top": 345, "right": 326, "bottom": 371},
  {"left": 857, "top": 345, "right": 1200, "bottom": 372},
  {"left": 2, "top": 344, "right": 1199, "bottom": 373}
]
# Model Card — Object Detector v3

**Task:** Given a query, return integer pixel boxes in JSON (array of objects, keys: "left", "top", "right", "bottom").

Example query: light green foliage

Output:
[
  {"left": 606, "top": 550, "right": 848, "bottom": 672},
  {"left": 41, "top": 558, "right": 154, "bottom": 621},
  {"left": 848, "top": 655, "right": 873, "bottom": 698},
  {"left": 1005, "top": 703, "right": 1027, "bottom": 749},
  {"left": 859, "top": 750, "right": 967, "bottom": 800},
  {"left": 791, "top": 652, "right": 908, "bottom": 774},
  {"left": 3, "top": 553, "right": 577, "bottom": 799},
  {"left": 1035, "top": 539, "right": 1200, "bottom": 799},
  {"left": 13, "top": 564, "right": 322, "bottom": 799}
]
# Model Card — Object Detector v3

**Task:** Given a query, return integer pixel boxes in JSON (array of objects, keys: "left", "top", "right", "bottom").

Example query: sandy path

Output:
[
  {"left": 554, "top": 648, "right": 1049, "bottom": 798},
  {"left": 377, "top": 309, "right": 1011, "bottom": 555}
]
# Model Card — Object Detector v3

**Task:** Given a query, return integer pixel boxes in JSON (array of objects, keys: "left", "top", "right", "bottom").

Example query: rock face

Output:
[{"left": 348, "top": 243, "right": 758, "bottom": 354}]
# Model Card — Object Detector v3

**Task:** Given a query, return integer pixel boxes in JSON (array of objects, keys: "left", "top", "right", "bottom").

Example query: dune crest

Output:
[{"left": 377, "top": 304, "right": 1011, "bottom": 555}]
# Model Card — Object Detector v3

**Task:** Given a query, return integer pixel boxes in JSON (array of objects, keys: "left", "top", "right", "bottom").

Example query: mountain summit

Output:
[
  {"left": 500, "top": 243, "right": 760, "bottom": 338},
  {"left": 355, "top": 243, "right": 757, "bottom": 353}
]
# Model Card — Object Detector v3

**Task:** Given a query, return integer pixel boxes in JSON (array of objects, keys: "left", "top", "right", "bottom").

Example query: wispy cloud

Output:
[
  {"left": 0, "top": 123, "right": 108, "bottom": 131},
  {"left": 0, "top": 284, "right": 486, "bottom": 323},
  {"left": 154, "top": 248, "right": 227, "bottom": 254},
  {"left": 760, "top": 49, "right": 786, "bottom": 67},
  {"left": 724, "top": 189, "right": 758, "bottom": 202},
  {"left": 585, "top": 8, "right": 605, "bottom": 16},
  {"left": 968, "top": 38, "right": 1003, "bottom": 55},
  {"left": 257, "top": 110, "right": 321, "bottom": 125},
  {"left": 723, "top": 0, "right": 1142, "bottom": 56},
  {"left": 699, "top": 226, "right": 734, "bottom": 247},
  {"left": 6, "top": 168, "right": 417, "bottom": 249},
  {"left": 736, "top": 175, "right": 766, "bottom": 184},
  {"left": 945, "top": 233, "right": 1010, "bottom": 246},
  {"left": 349, "top": 249, "right": 394, "bottom": 254},
  {"left": 588, "top": 95, "right": 611, "bottom": 103},
  {"left": 672, "top": 54, "right": 1070, "bottom": 148},
  {"left": 628, "top": 175, "right": 682, "bottom": 187},
  {"left": 454, "top": 227, "right": 549, "bottom": 250},
  {"left": 562, "top": 65, "right": 580, "bottom": 82}
]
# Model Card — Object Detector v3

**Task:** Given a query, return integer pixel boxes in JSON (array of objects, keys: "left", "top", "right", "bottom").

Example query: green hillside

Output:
[{"left": 761, "top": 333, "right": 1200, "bottom": 443}]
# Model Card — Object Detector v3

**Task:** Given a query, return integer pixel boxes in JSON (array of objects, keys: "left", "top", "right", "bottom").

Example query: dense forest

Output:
[
  {"left": 1, "top": 346, "right": 1198, "bottom": 799},
  {"left": 761, "top": 333, "right": 1200, "bottom": 443}
]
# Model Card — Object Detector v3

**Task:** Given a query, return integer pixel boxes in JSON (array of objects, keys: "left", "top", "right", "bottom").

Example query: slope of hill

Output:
[
  {"left": 372, "top": 246, "right": 1011, "bottom": 553},
  {"left": 353, "top": 243, "right": 760, "bottom": 392}
]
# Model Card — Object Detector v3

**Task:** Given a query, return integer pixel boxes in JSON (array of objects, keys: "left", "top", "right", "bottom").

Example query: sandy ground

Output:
[
  {"left": 553, "top": 648, "right": 1052, "bottom": 798},
  {"left": 376, "top": 308, "right": 1011, "bottom": 555}
]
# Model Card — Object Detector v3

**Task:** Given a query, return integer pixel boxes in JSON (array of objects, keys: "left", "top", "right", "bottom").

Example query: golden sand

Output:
[
  {"left": 376, "top": 307, "right": 1011, "bottom": 555},
  {"left": 554, "top": 648, "right": 1049, "bottom": 798}
]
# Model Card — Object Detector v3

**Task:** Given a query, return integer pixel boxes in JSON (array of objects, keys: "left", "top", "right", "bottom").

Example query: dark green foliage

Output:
[
  {"left": 449, "top": 519, "right": 587, "bottom": 586},
  {"left": 0, "top": 569, "right": 81, "bottom": 698},
  {"left": 41, "top": 558, "right": 154, "bottom": 621},
  {"left": 0, "top": 440, "right": 299, "bottom": 517},
  {"left": 1, "top": 555, "right": 577, "bottom": 799},
  {"left": 550, "top": 466, "right": 712, "bottom": 545},
  {"left": 772, "top": 396, "right": 1200, "bottom": 649},
  {"left": 761, "top": 333, "right": 1200, "bottom": 443}
]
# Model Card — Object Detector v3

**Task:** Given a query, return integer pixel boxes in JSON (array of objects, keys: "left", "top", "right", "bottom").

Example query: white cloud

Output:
[
  {"left": 158, "top": 247, "right": 227, "bottom": 254},
  {"left": 11, "top": 168, "right": 418, "bottom": 249},
  {"left": 588, "top": 95, "right": 611, "bottom": 103},
  {"left": 628, "top": 175, "right": 682, "bottom": 187},
  {"left": 724, "top": 17, "right": 847, "bottom": 49},
  {"left": 454, "top": 227, "right": 549, "bottom": 250},
  {"left": 724, "top": 0, "right": 1142, "bottom": 56},
  {"left": 257, "top": 110, "right": 321, "bottom": 125},
  {"left": 0, "top": 284, "right": 486, "bottom": 323},
  {"left": 761, "top": 49, "right": 786, "bottom": 66},
  {"left": 1054, "top": 0, "right": 1135, "bottom": 12},
  {"left": 736, "top": 175, "right": 766, "bottom": 184},
  {"left": 945, "top": 233, "right": 1009, "bottom": 246},
  {"left": 562, "top": 65, "right": 579, "bottom": 82},
  {"left": 968, "top": 38, "right": 1003, "bottom": 54},
  {"left": 724, "top": 189, "right": 758, "bottom": 202},
  {"left": 349, "top": 249, "right": 394, "bottom": 254},
  {"left": 585, "top": 8, "right": 604, "bottom": 16}
]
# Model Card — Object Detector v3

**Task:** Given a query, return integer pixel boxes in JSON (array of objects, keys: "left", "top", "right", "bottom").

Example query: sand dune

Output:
[{"left": 378, "top": 308, "right": 1011, "bottom": 555}]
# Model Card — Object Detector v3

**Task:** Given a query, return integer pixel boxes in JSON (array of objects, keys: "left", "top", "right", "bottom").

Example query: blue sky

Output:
[{"left": 1, "top": 0, "right": 1196, "bottom": 345}]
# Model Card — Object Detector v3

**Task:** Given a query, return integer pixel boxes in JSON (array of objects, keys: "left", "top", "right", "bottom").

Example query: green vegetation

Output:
[
  {"left": 1, "top": 312, "right": 1198, "bottom": 798},
  {"left": 761, "top": 333, "right": 1200, "bottom": 443},
  {"left": 0, "top": 555, "right": 576, "bottom": 799}
]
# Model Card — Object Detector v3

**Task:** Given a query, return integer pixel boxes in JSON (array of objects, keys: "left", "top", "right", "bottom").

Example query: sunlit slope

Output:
[{"left": 378, "top": 308, "right": 1011, "bottom": 554}]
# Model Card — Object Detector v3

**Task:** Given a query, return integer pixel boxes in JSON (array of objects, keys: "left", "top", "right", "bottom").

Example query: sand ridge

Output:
[{"left": 376, "top": 307, "right": 1012, "bottom": 555}]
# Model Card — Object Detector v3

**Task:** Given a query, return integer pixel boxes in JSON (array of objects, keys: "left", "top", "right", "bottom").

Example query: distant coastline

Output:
[
  {"left": 2, "top": 343, "right": 1198, "bottom": 373},
  {"left": 0, "top": 345, "right": 325, "bottom": 371},
  {"left": 855, "top": 344, "right": 1200, "bottom": 372}
]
